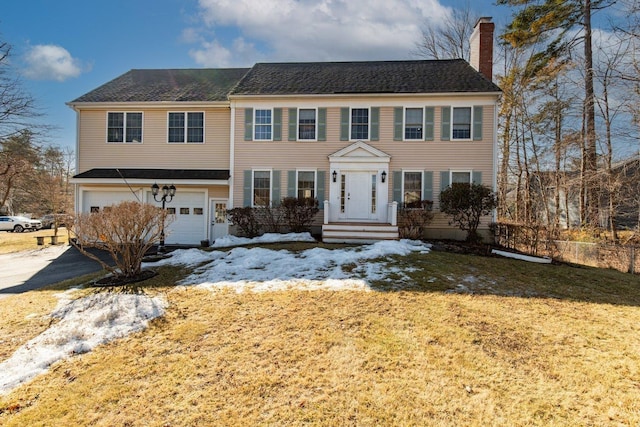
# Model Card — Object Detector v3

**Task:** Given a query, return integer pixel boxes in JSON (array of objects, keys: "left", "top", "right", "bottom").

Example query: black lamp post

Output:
[{"left": 151, "top": 183, "right": 176, "bottom": 252}]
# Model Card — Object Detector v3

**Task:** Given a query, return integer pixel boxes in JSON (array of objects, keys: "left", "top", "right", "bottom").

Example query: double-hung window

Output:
[
  {"left": 253, "top": 170, "right": 271, "bottom": 206},
  {"left": 403, "top": 171, "right": 423, "bottom": 205},
  {"left": 351, "top": 108, "right": 369, "bottom": 140},
  {"left": 254, "top": 109, "right": 272, "bottom": 140},
  {"left": 107, "top": 112, "right": 142, "bottom": 143},
  {"left": 298, "top": 109, "right": 316, "bottom": 140},
  {"left": 168, "top": 112, "right": 204, "bottom": 143},
  {"left": 405, "top": 108, "right": 423, "bottom": 140},
  {"left": 451, "top": 171, "right": 472, "bottom": 185},
  {"left": 452, "top": 107, "right": 472, "bottom": 140},
  {"left": 297, "top": 171, "right": 316, "bottom": 199}
]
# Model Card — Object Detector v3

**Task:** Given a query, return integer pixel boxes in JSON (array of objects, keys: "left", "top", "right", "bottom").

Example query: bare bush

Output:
[
  {"left": 398, "top": 200, "right": 434, "bottom": 239},
  {"left": 281, "top": 197, "right": 319, "bottom": 233},
  {"left": 71, "top": 201, "right": 172, "bottom": 280},
  {"left": 227, "top": 207, "right": 260, "bottom": 237}
]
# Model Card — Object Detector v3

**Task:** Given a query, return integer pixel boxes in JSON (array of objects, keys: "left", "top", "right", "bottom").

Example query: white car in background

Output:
[{"left": 0, "top": 216, "right": 42, "bottom": 232}]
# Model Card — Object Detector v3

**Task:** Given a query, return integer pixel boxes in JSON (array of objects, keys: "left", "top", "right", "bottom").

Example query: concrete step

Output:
[{"left": 322, "top": 223, "right": 399, "bottom": 243}]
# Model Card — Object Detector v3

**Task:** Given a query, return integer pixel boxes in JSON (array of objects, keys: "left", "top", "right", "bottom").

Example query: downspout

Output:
[{"left": 229, "top": 100, "right": 236, "bottom": 209}]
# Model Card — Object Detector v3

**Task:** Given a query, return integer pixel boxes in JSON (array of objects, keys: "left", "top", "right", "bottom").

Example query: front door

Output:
[
  {"left": 209, "top": 199, "right": 229, "bottom": 241},
  {"left": 345, "top": 172, "right": 372, "bottom": 220}
]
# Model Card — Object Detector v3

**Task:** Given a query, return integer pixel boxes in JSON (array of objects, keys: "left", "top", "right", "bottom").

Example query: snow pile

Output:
[
  {"left": 0, "top": 292, "right": 166, "bottom": 395},
  {"left": 160, "top": 239, "right": 430, "bottom": 292},
  {"left": 211, "top": 232, "right": 316, "bottom": 248}
]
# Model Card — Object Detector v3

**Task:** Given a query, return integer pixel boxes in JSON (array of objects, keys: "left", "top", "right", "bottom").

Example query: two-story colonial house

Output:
[{"left": 69, "top": 18, "right": 500, "bottom": 245}]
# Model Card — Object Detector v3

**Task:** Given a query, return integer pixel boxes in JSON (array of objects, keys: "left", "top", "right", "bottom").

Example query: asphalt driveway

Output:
[{"left": 0, "top": 245, "right": 114, "bottom": 298}]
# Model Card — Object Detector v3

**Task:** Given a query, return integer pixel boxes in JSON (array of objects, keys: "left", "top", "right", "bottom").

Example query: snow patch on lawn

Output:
[
  {"left": 156, "top": 237, "right": 431, "bottom": 292},
  {"left": 211, "top": 232, "right": 316, "bottom": 248},
  {"left": 0, "top": 233, "right": 431, "bottom": 395},
  {"left": 0, "top": 292, "right": 166, "bottom": 395}
]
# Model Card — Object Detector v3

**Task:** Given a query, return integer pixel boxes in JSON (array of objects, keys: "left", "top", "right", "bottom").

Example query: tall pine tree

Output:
[{"left": 498, "top": 0, "right": 614, "bottom": 227}]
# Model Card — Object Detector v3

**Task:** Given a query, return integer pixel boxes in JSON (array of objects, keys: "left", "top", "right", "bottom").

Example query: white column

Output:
[{"left": 323, "top": 200, "right": 329, "bottom": 224}]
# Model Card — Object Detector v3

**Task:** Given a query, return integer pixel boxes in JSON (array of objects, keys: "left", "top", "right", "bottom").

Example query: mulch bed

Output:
[{"left": 92, "top": 269, "right": 158, "bottom": 287}]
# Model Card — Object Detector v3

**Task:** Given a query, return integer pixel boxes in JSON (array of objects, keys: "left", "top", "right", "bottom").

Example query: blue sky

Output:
[{"left": 2, "top": 0, "right": 508, "bottom": 152}]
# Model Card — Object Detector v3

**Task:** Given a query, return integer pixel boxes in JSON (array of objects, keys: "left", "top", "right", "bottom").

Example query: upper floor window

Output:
[
  {"left": 298, "top": 109, "right": 316, "bottom": 140},
  {"left": 405, "top": 108, "right": 423, "bottom": 140},
  {"left": 168, "top": 112, "right": 204, "bottom": 143},
  {"left": 351, "top": 108, "right": 369, "bottom": 140},
  {"left": 452, "top": 107, "right": 471, "bottom": 140},
  {"left": 254, "top": 109, "right": 272, "bottom": 140},
  {"left": 107, "top": 112, "right": 142, "bottom": 143}
]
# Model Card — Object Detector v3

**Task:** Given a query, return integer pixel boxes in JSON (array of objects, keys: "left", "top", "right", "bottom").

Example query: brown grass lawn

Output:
[
  {"left": 1, "top": 245, "right": 640, "bottom": 426},
  {"left": 0, "top": 227, "right": 71, "bottom": 254}
]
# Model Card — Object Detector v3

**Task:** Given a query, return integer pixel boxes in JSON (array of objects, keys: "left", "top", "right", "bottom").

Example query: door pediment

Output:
[{"left": 328, "top": 141, "right": 391, "bottom": 164}]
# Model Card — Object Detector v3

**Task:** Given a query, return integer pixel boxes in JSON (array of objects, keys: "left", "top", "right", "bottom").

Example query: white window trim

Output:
[
  {"left": 450, "top": 170, "right": 473, "bottom": 185},
  {"left": 402, "top": 170, "right": 423, "bottom": 204},
  {"left": 404, "top": 107, "right": 424, "bottom": 141},
  {"left": 167, "top": 112, "right": 205, "bottom": 144},
  {"left": 297, "top": 108, "right": 317, "bottom": 142},
  {"left": 349, "top": 107, "right": 370, "bottom": 141},
  {"left": 252, "top": 169, "right": 272, "bottom": 207},
  {"left": 295, "top": 169, "right": 317, "bottom": 199},
  {"left": 451, "top": 106, "right": 473, "bottom": 141},
  {"left": 106, "top": 112, "right": 143, "bottom": 144},
  {"left": 254, "top": 108, "right": 274, "bottom": 141}
]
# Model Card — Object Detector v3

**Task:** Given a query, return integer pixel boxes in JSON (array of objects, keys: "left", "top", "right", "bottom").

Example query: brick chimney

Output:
[{"left": 469, "top": 17, "right": 494, "bottom": 81}]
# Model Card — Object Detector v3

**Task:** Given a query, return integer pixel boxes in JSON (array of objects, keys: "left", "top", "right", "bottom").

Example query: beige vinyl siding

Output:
[
  {"left": 77, "top": 108, "right": 231, "bottom": 172},
  {"left": 233, "top": 101, "right": 496, "bottom": 219}
]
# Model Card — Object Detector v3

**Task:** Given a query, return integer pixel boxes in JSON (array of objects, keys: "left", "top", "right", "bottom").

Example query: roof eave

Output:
[
  {"left": 71, "top": 177, "right": 230, "bottom": 185},
  {"left": 67, "top": 101, "right": 231, "bottom": 110},
  {"left": 229, "top": 91, "right": 502, "bottom": 100}
]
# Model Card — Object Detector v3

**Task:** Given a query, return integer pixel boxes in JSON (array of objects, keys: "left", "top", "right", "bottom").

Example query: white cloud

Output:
[
  {"left": 22, "top": 44, "right": 83, "bottom": 82},
  {"left": 189, "top": 0, "right": 451, "bottom": 66}
]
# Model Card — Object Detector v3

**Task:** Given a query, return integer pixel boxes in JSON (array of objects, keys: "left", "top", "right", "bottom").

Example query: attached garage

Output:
[
  {"left": 146, "top": 191, "right": 206, "bottom": 245},
  {"left": 73, "top": 168, "right": 231, "bottom": 246},
  {"left": 80, "top": 188, "right": 207, "bottom": 245}
]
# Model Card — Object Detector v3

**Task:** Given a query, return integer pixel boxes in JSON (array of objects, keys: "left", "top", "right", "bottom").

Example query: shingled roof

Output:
[
  {"left": 230, "top": 60, "right": 501, "bottom": 96},
  {"left": 70, "top": 68, "right": 250, "bottom": 103}
]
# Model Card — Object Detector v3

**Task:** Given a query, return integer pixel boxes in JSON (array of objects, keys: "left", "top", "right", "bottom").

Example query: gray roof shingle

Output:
[
  {"left": 70, "top": 60, "right": 500, "bottom": 104},
  {"left": 230, "top": 60, "right": 501, "bottom": 95},
  {"left": 71, "top": 68, "right": 250, "bottom": 103}
]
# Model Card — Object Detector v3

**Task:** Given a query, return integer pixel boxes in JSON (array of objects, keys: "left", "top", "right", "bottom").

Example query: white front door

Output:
[
  {"left": 209, "top": 199, "right": 229, "bottom": 241},
  {"left": 345, "top": 172, "right": 373, "bottom": 220}
]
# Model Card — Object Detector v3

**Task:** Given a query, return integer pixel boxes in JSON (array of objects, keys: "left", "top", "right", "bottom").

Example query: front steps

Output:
[{"left": 322, "top": 222, "right": 399, "bottom": 243}]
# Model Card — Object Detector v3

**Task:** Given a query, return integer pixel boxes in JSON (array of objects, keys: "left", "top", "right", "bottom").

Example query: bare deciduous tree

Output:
[
  {"left": 0, "top": 41, "right": 40, "bottom": 140},
  {"left": 414, "top": 4, "right": 478, "bottom": 61}
]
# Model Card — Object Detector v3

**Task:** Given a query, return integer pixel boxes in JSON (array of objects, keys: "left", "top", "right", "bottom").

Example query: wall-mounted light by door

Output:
[
  {"left": 332, "top": 170, "right": 337, "bottom": 183},
  {"left": 381, "top": 171, "right": 387, "bottom": 183}
]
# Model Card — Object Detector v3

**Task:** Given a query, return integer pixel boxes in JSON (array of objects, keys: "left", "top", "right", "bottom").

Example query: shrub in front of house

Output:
[
  {"left": 71, "top": 201, "right": 171, "bottom": 282},
  {"left": 281, "top": 197, "right": 319, "bottom": 233},
  {"left": 439, "top": 183, "right": 497, "bottom": 243},
  {"left": 226, "top": 207, "right": 261, "bottom": 237},
  {"left": 398, "top": 200, "right": 434, "bottom": 240}
]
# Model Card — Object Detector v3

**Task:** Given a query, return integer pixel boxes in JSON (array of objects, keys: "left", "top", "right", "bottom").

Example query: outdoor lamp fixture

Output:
[
  {"left": 151, "top": 183, "right": 176, "bottom": 252},
  {"left": 332, "top": 170, "right": 337, "bottom": 183},
  {"left": 381, "top": 171, "right": 387, "bottom": 183}
]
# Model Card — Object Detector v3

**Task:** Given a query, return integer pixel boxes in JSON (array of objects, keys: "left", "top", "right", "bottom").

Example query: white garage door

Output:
[
  {"left": 82, "top": 190, "right": 141, "bottom": 212},
  {"left": 147, "top": 191, "right": 205, "bottom": 245},
  {"left": 82, "top": 190, "right": 205, "bottom": 245}
]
